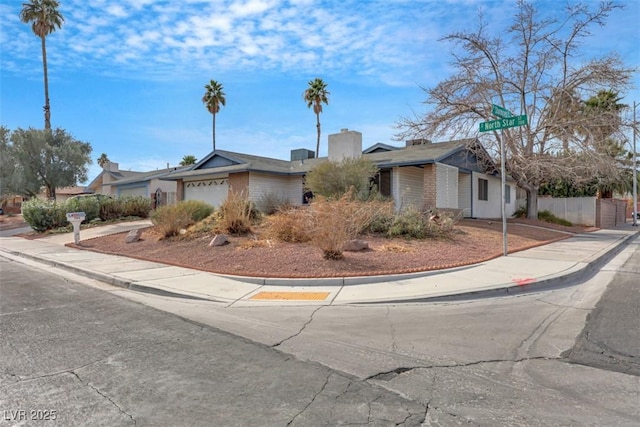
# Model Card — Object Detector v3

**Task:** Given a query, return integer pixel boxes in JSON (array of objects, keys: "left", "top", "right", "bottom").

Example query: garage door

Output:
[
  {"left": 119, "top": 186, "right": 147, "bottom": 197},
  {"left": 184, "top": 178, "right": 228, "bottom": 207}
]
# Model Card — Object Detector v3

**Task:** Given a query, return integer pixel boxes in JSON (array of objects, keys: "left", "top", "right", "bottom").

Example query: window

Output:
[
  {"left": 478, "top": 178, "right": 488, "bottom": 201},
  {"left": 505, "top": 184, "right": 511, "bottom": 204},
  {"left": 372, "top": 169, "right": 392, "bottom": 197}
]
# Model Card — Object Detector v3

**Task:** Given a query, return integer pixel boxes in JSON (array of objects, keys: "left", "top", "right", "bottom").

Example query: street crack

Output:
[
  {"left": 69, "top": 371, "right": 136, "bottom": 425},
  {"left": 365, "top": 356, "right": 561, "bottom": 381},
  {"left": 286, "top": 372, "right": 332, "bottom": 426},
  {"left": 272, "top": 306, "right": 323, "bottom": 348},
  {"left": 385, "top": 306, "right": 398, "bottom": 352}
]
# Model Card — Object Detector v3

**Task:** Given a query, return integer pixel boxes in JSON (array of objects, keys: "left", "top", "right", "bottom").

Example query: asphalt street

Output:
[
  {"left": 1, "top": 237, "right": 639, "bottom": 426},
  {"left": 0, "top": 259, "right": 425, "bottom": 426},
  {"left": 565, "top": 241, "right": 640, "bottom": 375}
]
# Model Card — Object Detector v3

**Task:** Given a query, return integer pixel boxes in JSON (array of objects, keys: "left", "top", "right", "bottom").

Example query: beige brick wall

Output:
[
  {"left": 228, "top": 172, "right": 250, "bottom": 195},
  {"left": 422, "top": 163, "right": 437, "bottom": 210}
]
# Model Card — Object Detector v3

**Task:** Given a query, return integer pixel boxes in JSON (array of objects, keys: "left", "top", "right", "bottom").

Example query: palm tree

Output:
[
  {"left": 303, "top": 78, "right": 329, "bottom": 158},
  {"left": 20, "top": 0, "right": 64, "bottom": 130},
  {"left": 202, "top": 80, "right": 226, "bottom": 151},
  {"left": 96, "top": 153, "right": 110, "bottom": 168},
  {"left": 179, "top": 155, "right": 197, "bottom": 166}
]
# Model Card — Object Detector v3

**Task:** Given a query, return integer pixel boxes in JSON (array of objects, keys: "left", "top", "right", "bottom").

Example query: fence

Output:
[
  {"left": 518, "top": 196, "right": 628, "bottom": 228},
  {"left": 595, "top": 198, "right": 627, "bottom": 228},
  {"left": 538, "top": 196, "right": 596, "bottom": 226}
]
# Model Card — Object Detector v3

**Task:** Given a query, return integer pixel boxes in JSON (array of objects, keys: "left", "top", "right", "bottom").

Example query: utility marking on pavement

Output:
[
  {"left": 250, "top": 291, "right": 330, "bottom": 301},
  {"left": 513, "top": 277, "right": 535, "bottom": 286}
]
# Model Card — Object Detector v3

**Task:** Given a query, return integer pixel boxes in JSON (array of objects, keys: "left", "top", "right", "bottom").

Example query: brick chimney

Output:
[{"left": 328, "top": 129, "right": 362, "bottom": 162}]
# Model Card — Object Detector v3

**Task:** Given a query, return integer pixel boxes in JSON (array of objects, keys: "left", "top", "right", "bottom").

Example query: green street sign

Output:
[
  {"left": 491, "top": 104, "right": 513, "bottom": 119},
  {"left": 479, "top": 115, "right": 528, "bottom": 132}
]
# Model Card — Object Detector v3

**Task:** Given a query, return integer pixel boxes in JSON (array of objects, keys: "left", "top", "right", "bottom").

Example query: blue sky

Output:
[{"left": 1, "top": 0, "right": 639, "bottom": 184}]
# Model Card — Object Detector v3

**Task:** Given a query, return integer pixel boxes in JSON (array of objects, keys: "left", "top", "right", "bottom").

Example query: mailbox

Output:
[{"left": 66, "top": 212, "right": 86, "bottom": 244}]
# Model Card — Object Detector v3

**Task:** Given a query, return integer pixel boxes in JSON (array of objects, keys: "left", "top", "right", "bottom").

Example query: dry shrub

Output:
[
  {"left": 182, "top": 214, "right": 218, "bottom": 238},
  {"left": 265, "top": 208, "right": 311, "bottom": 243},
  {"left": 217, "top": 190, "right": 259, "bottom": 235},
  {"left": 151, "top": 204, "right": 193, "bottom": 238},
  {"left": 308, "top": 191, "right": 392, "bottom": 260},
  {"left": 380, "top": 243, "right": 415, "bottom": 253},
  {"left": 237, "top": 238, "right": 273, "bottom": 250}
]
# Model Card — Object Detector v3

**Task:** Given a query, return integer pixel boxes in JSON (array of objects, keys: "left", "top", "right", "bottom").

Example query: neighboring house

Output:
[
  {"left": 108, "top": 166, "right": 189, "bottom": 204},
  {"left": 87, "top": 162, "right": 145, "bottom": 196},
  {"left": 40, "top": 186, "right": 93, "bottom": 202},
  {"left": 163, "top": 129, "right": 517, "bottom": 219}
]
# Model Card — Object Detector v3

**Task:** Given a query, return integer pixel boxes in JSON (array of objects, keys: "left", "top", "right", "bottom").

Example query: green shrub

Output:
[
  {"left": 363, "top": 204, "right": 395, "bottom": 234},
  {"left": 65, "top": 197, "right": 101, "bottom": 222},
  {"left": 177, "top": 200, "right": 214, "bottom": 222},
  {"left": 119, "top": 196, "right": 153, "bottom": 218},
  {"left": 538, "top": 210, "right": 573, "bottom": 226},
  {"left": 304, "top": 157, "right": 379, "bottom": 200},
  {"left": 388, "top": 206, "right": 427, "bottom": 239},
  {"left": 99, "top": 198, "right": 125, "bottom": 221},
  {"left": 22, "top": 199, "right": 68, "bottom": 232},
  {"left": 151, "top": 200, "right": 213, "bottom": 238}
]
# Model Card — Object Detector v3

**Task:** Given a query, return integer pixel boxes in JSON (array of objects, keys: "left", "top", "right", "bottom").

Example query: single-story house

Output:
[
  {"left": 87, "top": 162, "right": 185, "bottom": 205},
  {"left": 87, "top": 162, "right": 145, "bottom": 197},
  {"left": 162, "top": 129, "right": 517, "bottom": 219},
  {"left": 40, "top": 186, "right": 93, "bottom": 202},
  {"left": 106, "top": 166, "right": 189, "bottom": 202}
]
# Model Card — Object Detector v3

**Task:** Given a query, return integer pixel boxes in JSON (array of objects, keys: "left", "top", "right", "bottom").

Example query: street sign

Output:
[
  {"left": 479, "top": 115, "right": 527, "bottom": 132},
  {"left": 491, "top": 104, "right": 513, "bottom": 119}
]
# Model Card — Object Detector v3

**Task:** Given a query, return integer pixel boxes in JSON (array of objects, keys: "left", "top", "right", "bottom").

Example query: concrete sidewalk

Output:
[{"left": 0, "top": 220, "right": 638, "bottom": 305}]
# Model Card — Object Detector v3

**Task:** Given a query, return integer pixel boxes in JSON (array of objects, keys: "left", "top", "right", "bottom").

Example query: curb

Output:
[
  {"left": 0, "top": 248, "right": 218, "bottom": 302},
  {"left": 356, "top": 231, "right": 639, "bottom": 304},
  {"left": 2, "top": 230, "right": 637, "bottom": 305}
]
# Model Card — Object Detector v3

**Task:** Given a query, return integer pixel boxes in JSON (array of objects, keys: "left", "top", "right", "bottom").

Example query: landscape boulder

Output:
[
  {"left": 343, "top": 239, "right": 369, "bottom": 252},
  {"left": 125, "top": 229, "right": 143, "bottom": 243},
  {"left": 209, "top": 234, "right": 229, "bottom": 247}
]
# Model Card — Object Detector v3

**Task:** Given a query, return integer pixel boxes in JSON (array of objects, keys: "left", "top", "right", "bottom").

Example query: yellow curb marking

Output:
[{"left": 250, "top": 291, "right": 330, "bottom": 301}]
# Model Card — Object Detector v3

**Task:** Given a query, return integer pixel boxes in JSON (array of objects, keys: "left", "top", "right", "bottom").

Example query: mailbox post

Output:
[{"left": 66, "top": 212, "right": 86, "bottom": 244}]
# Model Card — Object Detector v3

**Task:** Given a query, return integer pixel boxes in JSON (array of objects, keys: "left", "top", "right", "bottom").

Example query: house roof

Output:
[
  {"left": 87, "top": 169, "right": 145, "bottom": 190},
  {"left": 161, "top": 138, "right": 495, "bottom": 180},
  {"left": 110, "top": 166, "right": 191, "bottom": 186},
  {"left": 48, "top": 186, "right": 92, "bottom": 196},
  {"left": 363, "top": 139, "right": 474, "bottom": 168},
  {"left": 362, "top": 142, "right": 402, "bottom": 154}
]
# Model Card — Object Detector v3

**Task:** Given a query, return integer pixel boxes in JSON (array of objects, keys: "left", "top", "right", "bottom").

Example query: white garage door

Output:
[
  {"left": 119, "top": 186, "right": 147, "bottom": 197},
  {"left": 184, "top": 178, "right": 228, "bottom": 207}
]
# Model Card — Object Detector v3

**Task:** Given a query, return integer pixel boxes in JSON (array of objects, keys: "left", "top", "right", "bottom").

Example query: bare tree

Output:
[{"left": 397, "top": 0, "right": 633, "bottom": 218}]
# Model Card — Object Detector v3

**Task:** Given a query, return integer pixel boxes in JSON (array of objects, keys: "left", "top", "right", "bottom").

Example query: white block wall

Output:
[
  {"left": 472, "top": 172, "right": 516, "bottom": 218},
  {"left": 393, "top": 166, "right": 423, "bottom": 211},
  {"left": 249, "top": 173, "right": 304, "bottom": 206},
  {"left": 436, "top": 163, "right": 458, "bottom": 209},
  {"left": 458, "top": 173, "right": 472, "bottom": 217}
]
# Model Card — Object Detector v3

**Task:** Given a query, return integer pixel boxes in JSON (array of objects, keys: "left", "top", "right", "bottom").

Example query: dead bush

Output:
[
  {"left": 264, "top": 208, "right": 311, "bottom": 243},
  {"left": 380, "top": 243, "right": 415, "bottom": 253},
  {"left": 217, "top": 190, "right": 259, "bottom": 235},
  {"left": 237, "top": 237, "right": 273, "bottom": 250},
  {"left": 308, "top": 191, "right": 391, "bottom": 260}
]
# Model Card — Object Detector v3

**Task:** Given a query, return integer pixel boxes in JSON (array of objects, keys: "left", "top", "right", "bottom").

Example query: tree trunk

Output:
[
  {"left": 212, "top": 113, "right": 216, "bottom": 151},
  {"left": 47, "top": 184, "right": 56, "bottom": 201},
  {"left": 315, "top": 112, "right": 321, "bottom": 158},
  {"left": 526, "top": 188, "right": 538, "bottom": 219},
  {"left": 41, "top": 35, "right": 51, "bottom": 130}
]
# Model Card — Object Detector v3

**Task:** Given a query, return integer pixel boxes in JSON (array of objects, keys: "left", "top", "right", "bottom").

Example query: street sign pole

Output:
[
  {"left": 480, "top": 107, "right": 526, "bottom": 257},
  {"left": 500, "top": 130, "right": 508, "bottom": 256},
  {"left": 633, "top": 102, "right": 638, "bottom": 227}
]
